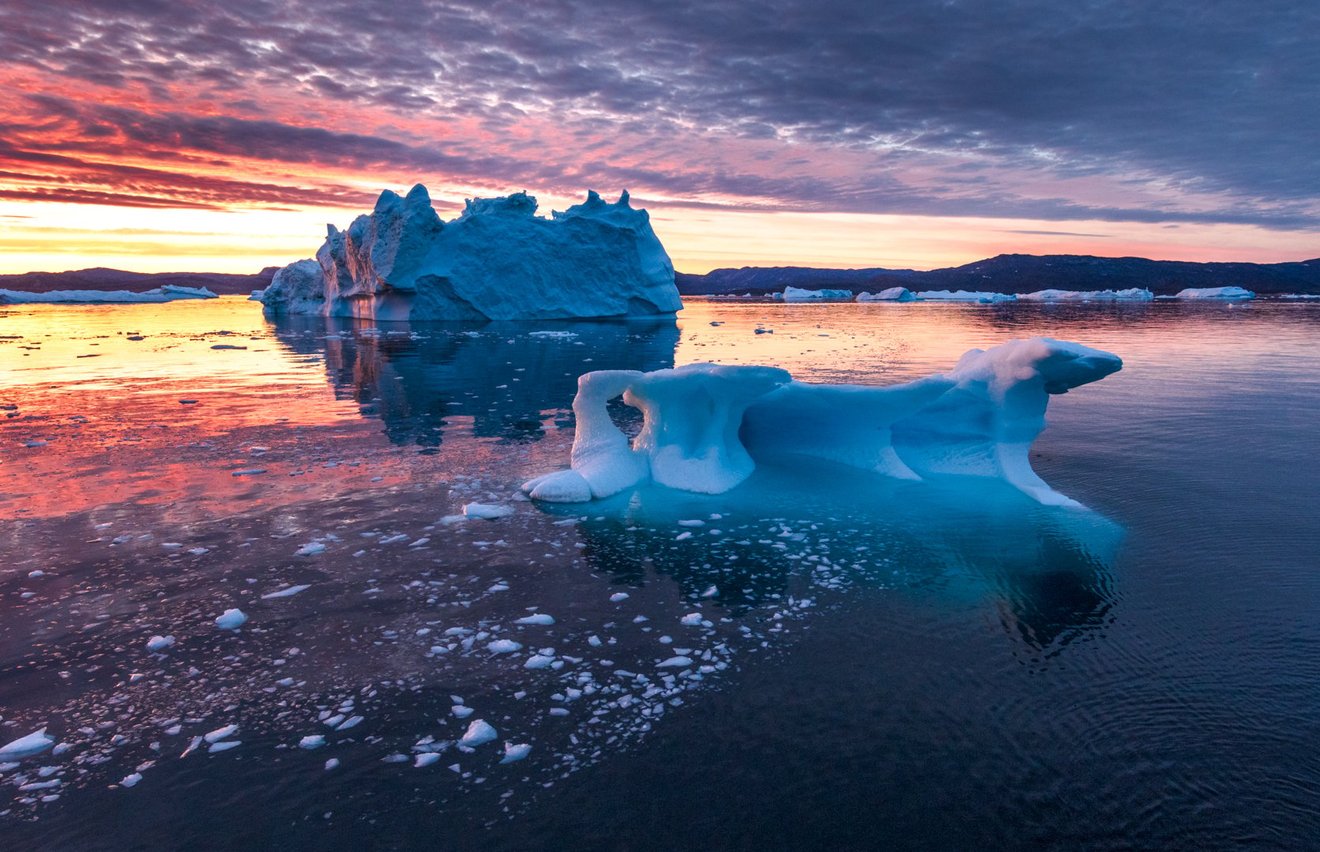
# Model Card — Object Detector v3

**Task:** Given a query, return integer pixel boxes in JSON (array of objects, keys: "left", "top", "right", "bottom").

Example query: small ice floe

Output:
[
  {"left": 119, "top": 773, "right": 143, "bottom": 788},
  {"left": 487, "top": 639, "right": 523, "bottom": 654},
  {"left": 677, "top": 519, "right": 706, "bottom": 527},
  {"left": 324, "top": 758, "right": 340, "bottom": 771},
  {"left": 28, "top": 570, "right": 45, "bottom": 578},
  {"left": 451, "top": 705, "right": 475, "bottom": 719},
  {"left": 0, "top": 728, "right": 54, "bottom": 761},
  {"left": 462, "top": 503, "right": 513, "bottom": 520},
  {"left": 295, "top": 542, "right": 325, "bottom": 556},
  {"left": 23, "top": 440, "right": 48, "bottom": 448},
  {"left": 527, "top": 331, "right": 578, "bottom": 339},
  {"left": 146, "top": 635, "right": 175, "bottom": 652},
  {"left": 499, "top": 743, "right": 532, "bottom": 764},
  {"left": 524, "top": 654, "right": 555, "bottom": 670},
  {"left": 214, "top": 609, "right": 248, "bottom": 630},
  {"left": 231, "top": 468, "right": 266, "bottom": 477},
  {"left": 209, "top": 741, "right": 241, "bottom": 753},
  {"left": 679, "top": 613, "right": 704, "bottom": 627},
  {"left": 657, "top": 656, "right": 694, "bottom": 668},
  {"left": 515, "top": 613, "right": 555, "bottom": 626},
  {"left": 458, "top": 720, "right": 497, "bottom": 748},
  {"left": 609, "top": 592, "right": 630, "bottom": 603},
  {"left": 204, "top": 725, "right": 238, "bottom": 744},
  {"left": 299, "top": 735, "right": 326, "bottom": 750},
  {"left": 414, "top": 753, "right": 442, "bottom": 768},
  {"left": 336, "top": 716, "right": 363, "bottom": 731},
  {"left": 261, "top": 584, "right": 310, "bottom": 600}
]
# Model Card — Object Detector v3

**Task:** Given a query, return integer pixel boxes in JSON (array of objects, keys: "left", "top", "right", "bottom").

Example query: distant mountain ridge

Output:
[
  {"left": 6, "top": 254, "right": 1320, "bottom": 299},
  {"left": 0, "top": 266, "right": 279, "bottom": 295},
  {"left": 676, "top": 254, "right": 1320, "bottom": 296}
]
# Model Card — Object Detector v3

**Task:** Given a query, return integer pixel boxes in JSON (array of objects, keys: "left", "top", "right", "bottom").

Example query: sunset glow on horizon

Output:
[{"left": 1, "top": 1, "right": 1318, "bottom": 275}]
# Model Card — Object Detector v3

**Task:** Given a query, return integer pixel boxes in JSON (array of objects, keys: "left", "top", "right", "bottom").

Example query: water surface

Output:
[{"left": 1, "top": 297, "right": 1318, "bottom": 850}]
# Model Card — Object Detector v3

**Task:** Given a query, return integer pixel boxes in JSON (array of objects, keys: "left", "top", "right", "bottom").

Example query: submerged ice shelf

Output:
[{"left": 523, "top": 338, "right": 1122, "bottom": 507}]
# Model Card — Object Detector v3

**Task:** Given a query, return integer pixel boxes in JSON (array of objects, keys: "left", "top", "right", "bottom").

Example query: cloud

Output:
[{"left": 0, "top": 0, "right": 1317, "bottom": 228}]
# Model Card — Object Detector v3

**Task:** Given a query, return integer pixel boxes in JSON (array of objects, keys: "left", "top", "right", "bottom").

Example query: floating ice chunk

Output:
[
  {"left": 214, "top": 609, "right": 248, "bottom": 630},
  {"left": 324, "top": 758, "right": 340, "bottom": 770},
  {"left": 1019, "top": 288, "right": 1154, "bottom": 302},
  {"left": 515, "top": 614, "right": 555, "bottom": 626},
  {"left": 916, "top": 290, "right": 1017, "bottom": 303},
  {"left": 0, "top": 729, "right": 54, "bottom": 760},
  {"left": 458, "top": 720, "right": 497, "bottom": 748},
  {"left": 451, "top": 705, "right": 475, "bottom": 719},
  {"left": 261, "top": 584, "right": 311, "bottom": 599},
  {"left": 609, "top": 592, "right": 630, "bottom": 603},
  {"left": 415, "top": 753, "right": 442, "bottom": 768},
  {"left": 258, "top": 186, "right": 680, "bottom": 321},
  {"left": 0, "top": 286, "right": 217, "bottom": 304},
  {"left": 119, "top": 772, "right": 143, "bottom": 788},
  {"left": 679, "top": 613, "right": 704, "bottom": 627},
  {"left": 146, "top": 635, "right": 175, "bottom": 652},
  {"left": 780, "top": 286, "right": 854, "bottom": 302},
  {"left": 1173, "top": 286, "right": 1255, "bottom": 300},
  {"left": 204, "top": 725, "right": 238, "bottom": 744},
  {"left": 500, "top": 743, "right": 532, "bottom": 764},
  {"left": 657, "top": 656, "right": 694, "bottom": 668},
  {"left": 299, "top": 735, "right": 326, "bottom": 749},
  {"left": 856, "top": 287, "right": 916, "bottom": 302},
  {"left": 487, "top": 639, "right": 523, "bottom": 654},
  {"left": 209, "top": 741, "right": 241, "bottom": 753},
  {"left": 524, "top": 654, "right": 555, "bottom": 670},
  {"left": 462, "top": 503, "right": 513, "bottom": 520},
  {"left": 336, "top": 716, "right": 364, "bottom": 731},
  {"left": 295, "top": 542, "right": 326, "bottom": 556}
]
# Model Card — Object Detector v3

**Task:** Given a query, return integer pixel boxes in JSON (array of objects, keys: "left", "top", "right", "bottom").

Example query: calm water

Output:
[{"left": 1, "top": 297, "right": 1318, "bottom": 850}]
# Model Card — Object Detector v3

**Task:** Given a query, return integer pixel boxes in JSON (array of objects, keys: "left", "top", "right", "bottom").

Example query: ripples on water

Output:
[{"left": 0, "top": 298, "right": 1317, "bottom": 850}]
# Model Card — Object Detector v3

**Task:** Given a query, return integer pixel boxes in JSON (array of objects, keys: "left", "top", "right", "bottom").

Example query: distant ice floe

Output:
[
  {"left": 0, "top": 285, "right": 217, "bottom": 305},
  {"left": 913, "top": 290, "right": 1019, "bottom": 303},
  {"left": 777, "top": 286, "right": 855, "bottom": 302},
  {"left": 1171, "top": 286, "right": 1255, "bottom": 300},
  {"left": 856, "top": 287, "right": 917, "bottom": 302},
  {"left": 523, "top": 337, "right": 1122, "bottom": 508},
  {"left": 1019, "top": 288, "right": 1154, "bottom": 302},
  {"left": 258, "top": 185, "right": 681, "bottom": 321}
]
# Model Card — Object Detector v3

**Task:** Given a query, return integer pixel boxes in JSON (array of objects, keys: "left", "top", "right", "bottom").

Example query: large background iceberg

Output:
[{"left": 259, "top": 185, "right": 682, "bottom": 321}]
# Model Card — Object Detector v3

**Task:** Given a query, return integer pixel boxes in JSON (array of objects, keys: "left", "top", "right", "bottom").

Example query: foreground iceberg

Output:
[
  {"left": 523, "top": 338, "right": 1121, "bottom": 508},
  {"left": 259, "top": 185, "right": 682, "bottom": 321},
  {"left": 1172, "top": 286, "right": 1254, "bottom": 300},
  {"left": 0, "top": 285, "right": 216, "bottom": 304}
]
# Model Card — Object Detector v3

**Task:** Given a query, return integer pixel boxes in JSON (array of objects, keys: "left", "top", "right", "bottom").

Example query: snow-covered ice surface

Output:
[
  {"left": 3, "top": 296, "right": 1320, "bottom": 848},
  {"left": 259, "top": 186, "right": 681, "bottom": 321},
  {"left": 1171, "top": 286, "right": 1256, "bottom": 300}
]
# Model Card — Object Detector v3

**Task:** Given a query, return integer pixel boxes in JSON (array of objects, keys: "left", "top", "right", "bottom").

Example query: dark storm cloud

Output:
[{"left": 2, "top": 0, "right": 1317, "bottom": 226}]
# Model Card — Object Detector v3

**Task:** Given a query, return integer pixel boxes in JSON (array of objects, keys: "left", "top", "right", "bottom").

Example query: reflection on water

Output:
[
  {"left": 541, "top": 463, "right": 1120, "bottom": 656},
  {"left": 269, "top": 316, "right": 680, "bottom": 448}
]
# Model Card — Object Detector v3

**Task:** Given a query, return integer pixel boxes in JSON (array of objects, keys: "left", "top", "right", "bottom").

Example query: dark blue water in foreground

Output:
[{"left": 1, "top": 298, "right": 1318, "bottom": 850}]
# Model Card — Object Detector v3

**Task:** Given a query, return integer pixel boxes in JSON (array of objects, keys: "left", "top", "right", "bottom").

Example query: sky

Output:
[{"left": 1, "top": 0, "right": 1317, "bottom": 274}]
